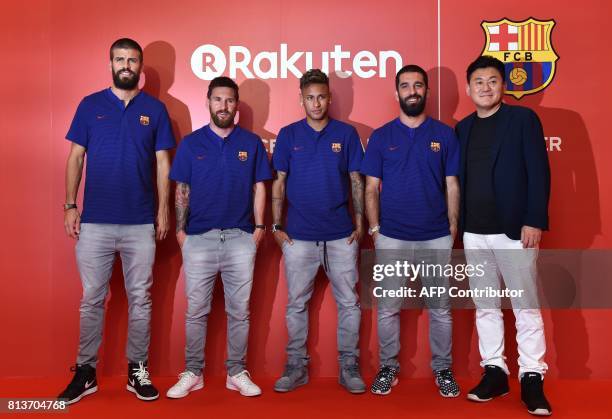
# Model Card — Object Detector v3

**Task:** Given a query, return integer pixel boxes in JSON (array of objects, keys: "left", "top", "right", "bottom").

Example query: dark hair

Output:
[
  {"left": 109, "top": 38, "right": 143, "bottom": 60},
  {"left": 466, "top": 55, "right": 506, "bottom": 83},
  {"left": 395, "top": 64, "right": 428, "bottom": 90},
  {"left": 300, "top": 69, "right": 329, "bottom": 90},
  {"left": 207, "top": 76, "right": 239, "bottom": 101}
]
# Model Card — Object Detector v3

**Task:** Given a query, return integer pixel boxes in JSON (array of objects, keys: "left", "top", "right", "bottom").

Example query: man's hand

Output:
[
  {"left": 155, "top": 208, "right": 169, "bottom": 241},
  {"left": 347, "top": 227, "right": 364, "bottom": 245},
  {"left": 273, "top": 230, "right": 293, "bottom": 248},
  {"left": 521, "top": 226, "right": 542, "bottom": 248},
  {"left": 64, "top": 208, "right": 81, "bottom": 239},
  {"left": 176, "top": 230, "right": 187, "bottom": 248},
  {"left": 253, "top": 228, "right": 265, "bottom": 249}
]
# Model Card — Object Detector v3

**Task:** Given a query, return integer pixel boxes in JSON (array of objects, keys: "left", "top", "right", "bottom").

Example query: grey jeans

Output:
[
  {"left": 182, "top": 229, "right": 256, "bottom": 376},
  {"left": 282, "top": 237, "right": 360, "bottom": 367},
  {"left": 375, "top": 233, "right": 453, "bottom": 371},
  {"left": 75, "top": 223, "right": 156, "bottom": 367}
]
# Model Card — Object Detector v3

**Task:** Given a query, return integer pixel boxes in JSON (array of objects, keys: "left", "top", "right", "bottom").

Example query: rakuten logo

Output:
[{"left": 191, "top": 44, "right": 403, "bottom": 80}]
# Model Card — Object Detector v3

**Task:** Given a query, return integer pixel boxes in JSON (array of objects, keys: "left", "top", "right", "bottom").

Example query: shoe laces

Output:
[
  {"left": 376, "top": 366, "right": 398, "bottom": 382},
  {"left": 344, "top": 364, "right": 361, "bottom": 378},
  {"left": 233, "top": 371, "right": 254, "bottom": 387},
  {"left": 282, "top": 365, "right": 303, "bottom": 378},
  {"left": 436, "top": 368, "right": 456, "bottom": 384},
  {"left": 176, "top": 371, "right": 197, "bottom": 388},
  {"left": 131, "top": 361, "right": 152, "bottom": 385}
]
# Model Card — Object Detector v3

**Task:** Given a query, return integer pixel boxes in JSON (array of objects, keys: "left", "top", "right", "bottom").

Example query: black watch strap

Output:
[{"left": 63, "top": 203, "right": 77, "bottom": 211}]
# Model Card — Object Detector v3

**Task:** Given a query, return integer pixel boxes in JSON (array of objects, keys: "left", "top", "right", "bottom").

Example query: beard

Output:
[
  {"left": 399, "top": 94, "right": 426, "bottom": 117},
  {"left": 112, "top": 68, "right": 140, "bottom": 90},
  {"left": 210, "top": 109, "right": 236, "bottom": 129}
]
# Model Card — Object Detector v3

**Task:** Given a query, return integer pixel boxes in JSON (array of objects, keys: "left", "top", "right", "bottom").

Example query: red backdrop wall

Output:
[{"left": 1, "top": 0, "right": 610, "bottom": 379}]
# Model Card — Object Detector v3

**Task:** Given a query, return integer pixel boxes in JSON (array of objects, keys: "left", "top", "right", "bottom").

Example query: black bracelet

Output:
[{"left": 255, "top": 224, "right": 266, "bottom": 230}]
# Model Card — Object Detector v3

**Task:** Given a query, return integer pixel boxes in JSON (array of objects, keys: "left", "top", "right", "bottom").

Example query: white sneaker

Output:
[
  {"left": 166, "top": 371, "right": 204, "bottom": 399},
  {"left": 226, "top": 370, "right": 262, "bottom": 397}
]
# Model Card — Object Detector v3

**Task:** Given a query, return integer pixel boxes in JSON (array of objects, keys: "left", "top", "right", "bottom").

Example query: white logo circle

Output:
[{"left": 191, "top": 44, "right": 227, "bottom": 80}]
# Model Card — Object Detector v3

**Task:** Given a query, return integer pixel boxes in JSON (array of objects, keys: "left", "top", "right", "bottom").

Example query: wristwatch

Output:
[
  {"left": 255, "top": 224, "right": 266, "bottom": 231},
  {"left": 368, "top": 225, "right": 380, "bottom": 236},
  {"left": 63, "top": 203, "right": 78, "bottom": 211},
  {"left": 271, "top": 224, "right": 283, "bottom": 233}
]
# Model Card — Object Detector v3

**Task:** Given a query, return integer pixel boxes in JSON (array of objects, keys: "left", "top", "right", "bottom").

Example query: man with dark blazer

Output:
[{"left": 456, "top": 55, "right": 552, "bottom": 416}]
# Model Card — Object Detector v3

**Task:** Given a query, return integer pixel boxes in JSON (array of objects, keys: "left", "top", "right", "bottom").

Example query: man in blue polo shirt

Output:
[
  {"left": 271, "top": 69, "right": 365, "bottom": 394},
  {"left": 166, "top": 77, "right": 271, "bottom": 399},
  {"left": 59, "top": 38, "right": 176, "bottom": 404},
  {"left": 362, "top": 64, "right": 461, "bottom": 397}
]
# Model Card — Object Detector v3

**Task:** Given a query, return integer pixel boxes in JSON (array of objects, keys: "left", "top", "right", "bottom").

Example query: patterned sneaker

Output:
[
  {"left": 126, "top": 361, "right": 159, "bottom": 401},
  {"left": 521, "top": 373, "right": 552, "bottom": 416},
  {"left": 226, "top": 370, "right": 262, "bottom": 397},
  {"left": 435, "top": 368, "right": 460, "bottom": 397},
  {"left": 58, "top": 364, "right": 98, "bottom": 405},
  {"left": 467, "top": 365, "right": 509, "bottom": 402},
  {"left": 339, "top": 363, "right": 366, "bottom": 394},
  {"left": 370, "top": 366, "right": 399, "bottom": 395},
  {"left": 166, "top": 371, "right": 204, "bottom": 399},
  {"left": 274, "top": 365, "right": 309, "bottom": 392}
]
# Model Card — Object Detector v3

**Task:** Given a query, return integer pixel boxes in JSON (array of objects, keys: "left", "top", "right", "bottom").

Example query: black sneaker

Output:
[
  {"left": 58, "top": 364, "right": 98, "bottom": 405},
  {"left": 435, "top": 368, "right": 460, "bottom": 397},
  {"left": 126, "top": 361, "right": 159, "bottom": 401},
  {"left": 467, "top": 365, "right": 509, "bottom": 402},
  {"left": 370, "top": 366, "right": 399, "bottom": 395},
  {"left": 521, "top": 373, "right": 552, "bottom": 416}
]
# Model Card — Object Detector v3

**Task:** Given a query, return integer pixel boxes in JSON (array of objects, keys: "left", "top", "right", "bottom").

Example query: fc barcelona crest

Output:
[
  {"left": 430, "top": 141, "right": 441, "bottom": 152},
  {"left": 238, "top": 151, "right": 248, "bottom": 161},
  {"left": 481, "top": 18, "right": 559, "bottom": 99},
  {"left": 331, "top": 143, "right": 342, "bottom": 153},
  {"left": 139, "top": 115, "right": 150, "bottom": 125}
]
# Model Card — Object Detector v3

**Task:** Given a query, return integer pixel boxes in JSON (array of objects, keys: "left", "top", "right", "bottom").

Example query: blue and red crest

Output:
[{"left": 481, "top": 18, "right": 559, "bottom": 99}]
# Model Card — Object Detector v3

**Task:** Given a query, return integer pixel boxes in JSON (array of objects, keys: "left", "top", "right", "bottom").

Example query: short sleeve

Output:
[
  {"left": 346, "top": 126, "right": 364, "bottom": 173},
  {"left": 445, "top": 129, "right": 460, "bottom": 176},
  {"left": 155, "top": 105, "right": 177, "bottom": 151},
  {"left": 169, "top": 140, "right": 192, "bottom": 184},
  {"left": 254, "top": 136, "right": 273, "bottom": 183},
  {"left": 272, "top": 127, "right": 291, "bottom": 173},
  {"left": 66, "top": 99, "right": 89, "bottom": 148},
  {"left": 360, "top": 130, "right": 383, "bottom": 179}
]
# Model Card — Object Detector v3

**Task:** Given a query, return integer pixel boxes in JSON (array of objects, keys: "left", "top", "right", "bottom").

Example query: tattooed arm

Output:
[
  {"left": 271, "top": 170, "right": 292, "bottom": 247},
  {"left": 348, "top": 171, "right": 365, "bottom": 244},
  {"left": 175, "top": 182, "right": 190, "bottom": 247},
  {"left": 365, "top": 175, "right": 381, "bottom": 240}
]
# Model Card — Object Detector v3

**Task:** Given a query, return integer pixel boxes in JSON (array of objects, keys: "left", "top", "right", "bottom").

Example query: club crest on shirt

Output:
[
  {"left": 430, "top": 141, "right": 441, "bottom": 152},
  {"left": 139, "top": 115, "right": 150, "bottom": 126},
  {"left": 331, "top": 143, "right": 342, "bottom": 153},
  {"left": 238, "top": 151, "right": 248, "bottom": 161}
]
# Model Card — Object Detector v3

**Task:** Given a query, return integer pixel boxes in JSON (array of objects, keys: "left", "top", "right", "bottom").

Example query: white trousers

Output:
[{"left": 463, "top": 232, "right": 548, "bottom": 378}]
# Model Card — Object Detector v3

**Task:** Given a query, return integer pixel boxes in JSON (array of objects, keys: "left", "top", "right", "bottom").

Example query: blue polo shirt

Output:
[
  {"left": 272, "top": 119, "right": 363, "bottom": 241},
  {"left": 66, "top": 88, "right": 176, "bottom": 224},
  {"left": 169, "top": 125, "right": 272, "bottom": 235},
  {"left": 361, "top": 117, "right": 459, "bottom": 241}
]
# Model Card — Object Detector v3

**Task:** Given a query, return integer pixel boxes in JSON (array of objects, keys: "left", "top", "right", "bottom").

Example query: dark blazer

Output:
[{"left": 455, "top": 104, "right": 550, "bottom": 240}]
